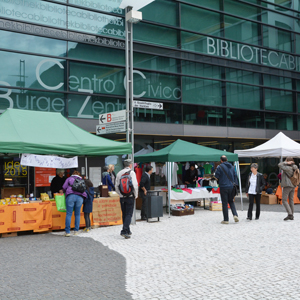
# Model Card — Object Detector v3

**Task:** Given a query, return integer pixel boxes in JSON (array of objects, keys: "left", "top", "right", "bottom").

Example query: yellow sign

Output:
[{"left": 4, "top": 161, "right": 27, "bottom": 177}]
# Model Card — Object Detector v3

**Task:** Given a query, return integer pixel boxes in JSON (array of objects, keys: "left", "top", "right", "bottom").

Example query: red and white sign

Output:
[{"left": 99, "top": 110, "right": 126, "bottom": 124}]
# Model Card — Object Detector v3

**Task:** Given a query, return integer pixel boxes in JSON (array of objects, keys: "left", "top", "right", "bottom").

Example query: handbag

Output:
[
  {"left": 54, "top": 193, "right": 66, "bottom": 212},
  {"left": 219, "top": 165, "right": 239, "bottom": 197}
]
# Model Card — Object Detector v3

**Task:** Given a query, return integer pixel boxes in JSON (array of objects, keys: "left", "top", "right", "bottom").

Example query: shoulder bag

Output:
[{"left": 219, "top": 164, "right": 239, "bottom": 197}]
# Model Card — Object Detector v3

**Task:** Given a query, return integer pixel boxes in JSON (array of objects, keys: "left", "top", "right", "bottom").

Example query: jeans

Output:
[
  {"left": 84, "top": 212, "right": 91, "bottom": 228},
  {"left": 120, "top": 196, "right": 134, "bottom": 235},
  {"left": 65, "top": 194, "right": 83, "bottom": 234},
  {"left": 220, "top": 188, "right": 238, "bottom": 221},
  {"left": 139, "top": 191, "right": 148, "bottom": 218},
  {"left": 248, "top": 194, "right": 261, "bottom": 220},
  {"left": 282, "top": 186, "right": 295, "bottom": 216}
]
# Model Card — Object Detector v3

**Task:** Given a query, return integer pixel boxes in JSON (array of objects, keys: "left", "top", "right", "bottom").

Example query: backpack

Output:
[
  {"left": 119, "top": 171, "right": 133, "bottom": 196},
  {"left": 290, "top": 168, "right": 300, "bottom": 186},
  {"left": 71, "top": 177, "right": 86, "bottom": 193}
]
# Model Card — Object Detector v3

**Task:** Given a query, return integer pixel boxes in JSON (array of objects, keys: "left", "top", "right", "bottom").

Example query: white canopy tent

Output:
[{"left": 234, "top": 132, "right": 300, "bottom": 159}]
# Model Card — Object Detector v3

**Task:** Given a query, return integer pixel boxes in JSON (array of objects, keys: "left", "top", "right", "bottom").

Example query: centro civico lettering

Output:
[
  {"left": 0, "top": 59, "right": 181, "bottom": 118},
  {"left": 207, "top": 37, "right": 300, "bottom": 71}
]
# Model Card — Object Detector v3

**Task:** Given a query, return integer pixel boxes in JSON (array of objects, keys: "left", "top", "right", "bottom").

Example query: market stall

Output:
[
  {"left": 135, "top": 139, "right": 241, "bottom": 216},
  {"left": 0, "top": 109, "right": 131, "bottom": 235}
]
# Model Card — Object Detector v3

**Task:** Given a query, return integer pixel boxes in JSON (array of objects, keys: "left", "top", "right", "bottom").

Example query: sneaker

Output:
[
  {"left": 234, "top": 215, "right": 239, "bottom": 222},
  {"left": 221, "top": 221, "right": 229, "bottom": 224},
  {"left": 65, "top": 233, "right": 71, "bottom": 237},
  {"left": 121, "top": 233, "right": 131, "bottom": 239},
  {"left": 128, "top": 231, "right": 132, "bottom": 236},
  {"left": 246, "top": 217, "right": 252, "bottom": 221},
  {"left": 83, "top": 228, "right": 88, "bottom": 232},
  {"left": 255, "top": 218, "right": 259, "bottom": 220},
  {"left": 85, "top": 228, "right": 90, "bottom": 233},
  {"left": 74, "top": 231, "right": 79, "bottom": 236},
  {"left": 284, "top": 215, "right": 293, "bottom": 221}
]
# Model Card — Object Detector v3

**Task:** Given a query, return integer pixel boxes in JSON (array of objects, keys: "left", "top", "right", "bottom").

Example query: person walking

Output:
[
  {"left": 245, "top": 163, "right": 265, "bottom": 220},
  {"left": 139, "top": 165, "right": 153, "bottom": 220},
  {"left": 102, "top": 166, "right": 115, "bottom": 191},
  {"left": 278, "top": 157, "right": 298, "bottom": 221},
  {"left": 115, "top": 159, "right": 138, "bottom": 239},
  {"left": 83, "top": 179, "right": 94, "bottom": 233},
  {"left": 62, "top": 170, "right": 87, "bottom": 237},
  {"left": 215, "top": 155, "right": 239, "bottom": 224}
]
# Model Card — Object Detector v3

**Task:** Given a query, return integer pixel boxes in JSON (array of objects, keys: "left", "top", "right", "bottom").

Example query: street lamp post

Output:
[{"left": 119, "top": 0, "right": 155, "bottom": 224}]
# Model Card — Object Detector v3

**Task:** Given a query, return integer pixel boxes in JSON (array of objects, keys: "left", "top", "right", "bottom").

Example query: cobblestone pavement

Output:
[
  {"left": 0, "top": 234, "right": 132, "bottom": 300},
  {"left": 76, "top": 207, "right": 300, "bottom": 300}
]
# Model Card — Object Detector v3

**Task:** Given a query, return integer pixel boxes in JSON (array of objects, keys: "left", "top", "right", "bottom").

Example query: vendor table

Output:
[
  {"left": 276, "top": 186, "right": 300, "bottom": 204},
  {"left": 0, "top": 202, "right": 52, "bottom": 234},
  {"left": 163, "top": 188, "right": 220, "bottom": 212}
]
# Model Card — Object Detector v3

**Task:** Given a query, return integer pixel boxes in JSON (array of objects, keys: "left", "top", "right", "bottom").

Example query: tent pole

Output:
[
  {"left": 168, "top": 162, "right": 171, "bottom": 218},
  {"left": 85, "top": 156, "right": 88, "bottom": 179},
  {"left": 236, "top": 161, "right": 243, "bottom": 211}
]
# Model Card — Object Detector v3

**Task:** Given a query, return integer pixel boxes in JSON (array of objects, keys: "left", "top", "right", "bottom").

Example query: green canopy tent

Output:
[
  {"left": 0, "top": 109, "right": 131, "bottom": 156},
  {"left": 135, "top": 139, "right": 242, "bottom": 216},
  {"left": 0, "top": 109, "right": 131, "bottom": 194}
]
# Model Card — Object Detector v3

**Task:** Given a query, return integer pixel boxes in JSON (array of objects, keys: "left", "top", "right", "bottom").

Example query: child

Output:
[{"left": 83, "top": 179, "right": 94, "bottom": 232}]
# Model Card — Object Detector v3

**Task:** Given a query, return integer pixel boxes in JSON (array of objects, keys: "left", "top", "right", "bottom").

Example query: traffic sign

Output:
[
  {"left": 133, "top": 101, "right": 163, "bottom": 110},
  {"left": 96, "top": 122, "right": 126, "bottom": 135},
  {"left": 99, "top": 110, "right": 126, "bottom": 124}
]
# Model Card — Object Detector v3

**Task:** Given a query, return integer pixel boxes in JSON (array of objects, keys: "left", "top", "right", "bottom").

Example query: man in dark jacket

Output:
[
  {"left": 215, "top": 155, "right": 239, "bottom": 224},
  {"left": 139, "top": 165, "right": 153, "bottom": 220},
  {"left": 184, "top": 163, "right": 198, "bottom": 187},
  {"left": 50, "top": 169, "right": 66, "bottom": 197}
]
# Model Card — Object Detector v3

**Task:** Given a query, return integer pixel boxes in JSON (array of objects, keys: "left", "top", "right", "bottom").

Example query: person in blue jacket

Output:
[
  {"left": 102, "top": 166, "right": 115, "bottom": 191},
  {"left": 215, "top": 155, "right": 239, "bottom": 224},
  {"left": 83, "top": 179, "right": 94, "bottom": 233}
]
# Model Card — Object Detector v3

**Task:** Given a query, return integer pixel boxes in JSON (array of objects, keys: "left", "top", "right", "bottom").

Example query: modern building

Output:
[{"left": 0, "top": 0, "right": 299, "bottom": 189}]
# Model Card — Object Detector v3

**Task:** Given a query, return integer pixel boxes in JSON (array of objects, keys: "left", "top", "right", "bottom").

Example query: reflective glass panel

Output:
[
  {"left": 68, "top": 0, "right": 123, "bottom": 15},
  {"left": 227, "top": 108, "right": 264, "bottom": 129},
  {"left": 68, "top": 42, "right": 125, "bottom": 65},
  {"left": 183, "top": 105, "right": 225, "bottom": 126},
  {"left": 0, "top": 51, "right": 65, "bottom": 91},
  {"left": 0, "top": 88, "right": 66, "bottom": 113},
  {"left": 226, "top": 68, "right": 260, "bottom": 85},
  {"left": 182, "top": 0, "right": 220, "bottom": 10},
  {"left": 265, "top": 112, "right": 294, "bottom": 130},
  {"left": 140, "top": 0, "right": 178, "bottom": 26},
  {"left": 182, "top": 61, "right": 222, "bottom": 80},
  {"left": 181, "top": 32, "right": 208, "bottom": 53},
  {"left": 182, "top": 77, "right": 222, "bottom": 106},
  {"left": 69, "top": 62, "right": 124, "bottom": 95},
  {"left": 263, "top": 25, "right": 292, "bottom": 52},
  {"left": 224, "top": 0, "right": 260, "bottom": 21},
  {"left": 264, "top": 74, "right": 292, "bottom": 89},
  {"left": 265, "top": 89, "right": 293, "bottom": 112},
  {"left": 134, "top": 103, "right": 182, "bottom": 124},
  {"left": 224, "top": 15, "right": 260, "bottom": 45},
  {"left": 181, "top": 4, "right": 222, "bottom": 37},
  {"left": 0, "top": 31, "right": 66, "bottom": 57},
  {"left": 226, "top": 83, "right": 261, "bottom": 109},
  {"left": 68, "top": 94, "right": 125, "bottom": 118},
  {"left": 134, "top": 22, "right": 178, "bottom": 48}
]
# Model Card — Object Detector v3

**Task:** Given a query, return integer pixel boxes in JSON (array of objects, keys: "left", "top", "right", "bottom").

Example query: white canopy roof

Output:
[{"left": 234, "top": 132, "right": 300, "bottom": 158}]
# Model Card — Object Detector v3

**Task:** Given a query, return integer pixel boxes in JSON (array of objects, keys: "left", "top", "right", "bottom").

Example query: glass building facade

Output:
[{"left": 2, "top": 0, "right": 300, "bottom": 189}]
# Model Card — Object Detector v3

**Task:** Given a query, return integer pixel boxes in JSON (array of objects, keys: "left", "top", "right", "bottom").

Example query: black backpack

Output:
[{"left": 72, "top": 177, "right": 86, "bottom": 193}]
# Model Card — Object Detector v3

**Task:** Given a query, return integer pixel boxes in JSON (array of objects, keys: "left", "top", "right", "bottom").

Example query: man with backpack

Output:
[
  {"left": 278, "top": 157, "right": 300, "bottom": 221},
  {"left": 115, "top": 159, "right": 138, "bottom": 239}
]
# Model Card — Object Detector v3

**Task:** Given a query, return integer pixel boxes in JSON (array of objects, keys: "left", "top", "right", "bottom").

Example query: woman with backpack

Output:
[
  {"left": 102, "top": 166, "right": 115, "bottom": 191},
  {"left": 278, "top": 157, "right": 299, "bottom": 221},
  {"left": 83, "top": 179, "right": 94, "bottom": 233},
  {"left": 63, "top": 170, "right": 87, "bottom": 236}
]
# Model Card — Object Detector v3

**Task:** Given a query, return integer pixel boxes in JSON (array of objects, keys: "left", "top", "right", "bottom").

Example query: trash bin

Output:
[{"left": 147, "top": 195, "right": 163, "bottom": 222}]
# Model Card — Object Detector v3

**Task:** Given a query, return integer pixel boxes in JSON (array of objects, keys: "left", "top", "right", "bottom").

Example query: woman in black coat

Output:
[
  {"left": 83, "top": 179, "right": 94, "bottom": 232},
  {"left": 245, "top": 163, "right": 265, "bottom": 220}
]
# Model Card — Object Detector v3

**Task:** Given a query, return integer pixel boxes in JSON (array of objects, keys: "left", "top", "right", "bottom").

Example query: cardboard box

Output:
[
  {"left": 261, "top": 194, "right": 277, "bottom": 205},
  {"left": 198, "top": 199, "right": 210, "bottom": 207},
  {"left": 209, "top": 203, "right": 222, "bottom": 211}
]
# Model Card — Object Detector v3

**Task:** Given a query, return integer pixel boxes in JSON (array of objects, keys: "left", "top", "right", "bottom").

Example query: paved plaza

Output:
[{"left": 1, "top": 201, "right": 300, "bottom": 299}]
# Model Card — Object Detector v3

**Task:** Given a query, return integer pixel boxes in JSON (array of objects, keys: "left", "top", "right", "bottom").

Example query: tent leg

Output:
[
  {"left": 236, "top": 161, "right": 243, "bottom": 211},
  {"left": 85, "top": 156, "right": 88, "bottom": 179},
  {"left": 168, "top": 162, "right": 171, "bottom": 218}
]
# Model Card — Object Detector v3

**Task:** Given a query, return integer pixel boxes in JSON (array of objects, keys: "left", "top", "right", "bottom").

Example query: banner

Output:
[{"left": 21, "top": 154, "right": 78, "bottom": 168}]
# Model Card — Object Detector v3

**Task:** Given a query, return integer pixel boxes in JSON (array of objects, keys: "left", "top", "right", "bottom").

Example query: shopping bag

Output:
[{"left": 55, "top": 194, "right": 66, "bottom": 212}]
